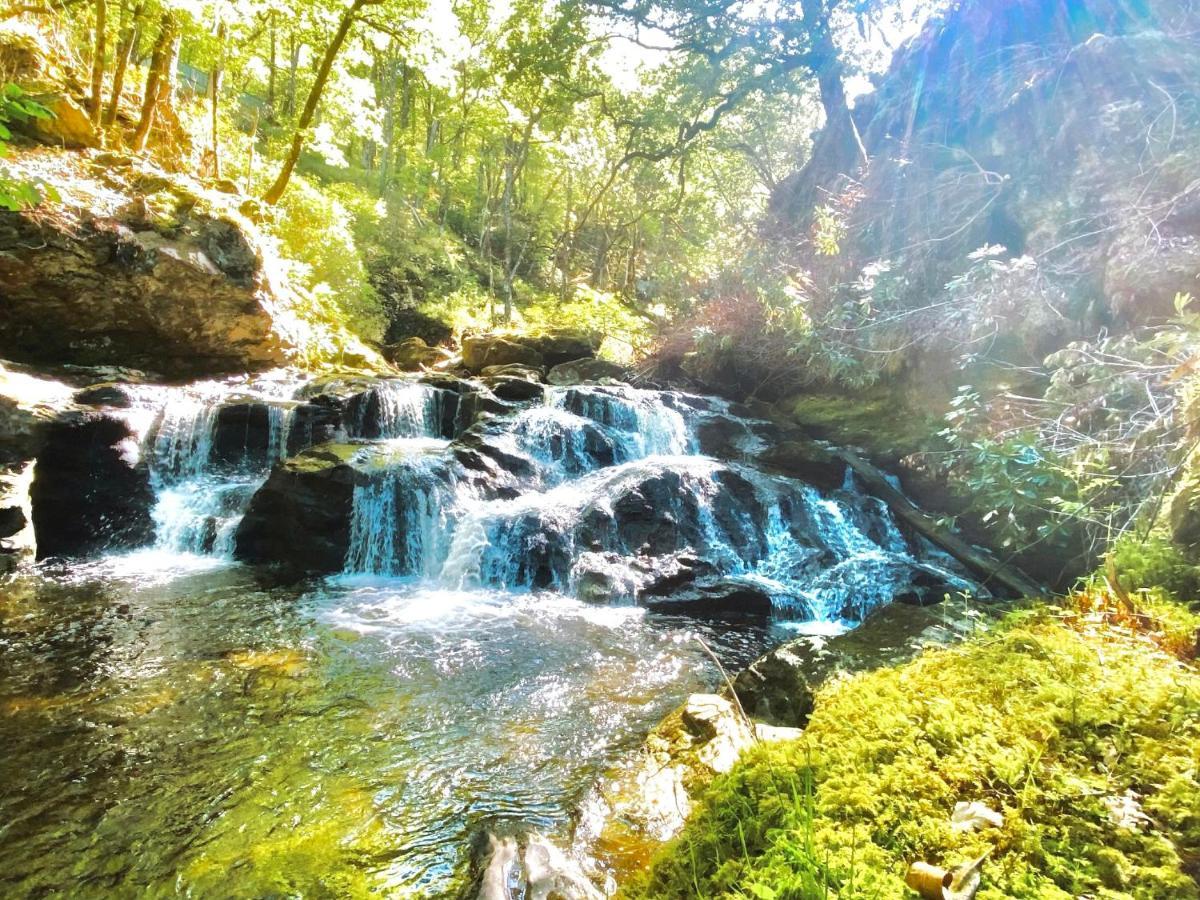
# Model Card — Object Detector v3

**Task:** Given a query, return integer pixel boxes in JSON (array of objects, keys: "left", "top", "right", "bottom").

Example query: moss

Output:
[
  {"left": 627, "top": 610, "right": 1200, "bottom": 899},
  {"left": 1109, "top": 533, "right": 1200, "bottom": 602},
  {"left": 778, "top": 389, "right": 936, "bottom": 460}
]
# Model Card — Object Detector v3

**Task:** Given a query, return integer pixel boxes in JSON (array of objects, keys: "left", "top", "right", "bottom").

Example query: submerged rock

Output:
[
  {"left": 641, "top": 575, "right": 776, "bottom": 618},
  {"left": 463, "top": 829, "right": 603, "bottom": 900}
]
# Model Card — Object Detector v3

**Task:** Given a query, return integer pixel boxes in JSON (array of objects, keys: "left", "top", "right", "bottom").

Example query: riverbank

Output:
[{"left": 625, "top": 590, "right": 1200, "bottom": 899}]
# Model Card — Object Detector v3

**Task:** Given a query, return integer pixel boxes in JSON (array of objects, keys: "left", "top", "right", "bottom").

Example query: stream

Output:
[{"left": 0, "top": 371, "right": 974, "bottom": 896}]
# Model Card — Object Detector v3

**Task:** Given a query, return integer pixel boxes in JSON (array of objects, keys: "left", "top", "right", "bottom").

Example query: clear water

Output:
[
  {"left": 0, "top": 555, "right": 781, "bottom": 897},
  {"left": 0, "top": 373, "right": 976, "bottom": 896}
]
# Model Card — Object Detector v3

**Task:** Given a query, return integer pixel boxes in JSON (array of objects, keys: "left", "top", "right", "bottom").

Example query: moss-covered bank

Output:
[{"left": 627, "top": 603, "right": 1200, "bottom": 899}]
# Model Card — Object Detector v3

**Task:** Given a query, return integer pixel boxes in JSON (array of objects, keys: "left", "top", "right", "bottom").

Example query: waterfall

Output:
[
  {"left": 149, "top": 389, "right": 295, "bottom": 557},
  {"left": 349, "top": 381, "right": 444, "bottom": 439}
]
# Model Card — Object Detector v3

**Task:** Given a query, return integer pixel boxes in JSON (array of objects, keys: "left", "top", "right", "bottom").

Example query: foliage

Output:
[
  {"left": 629, "top": 609, "right": 1200, "bottom": 899},
  {"left": 0, "top": 83, "right": 52, "bottom": 209}
]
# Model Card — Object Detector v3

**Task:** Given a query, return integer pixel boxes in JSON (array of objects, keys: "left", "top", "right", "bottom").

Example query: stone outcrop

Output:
[
  {"left": 460, "top": 330, "right": 604, "bottom": 375},
  {"left": 0, "top": 149, "right": 381, "bottom": 378},
  {"left": 383, "top": 337, "right": 454, "bottom": 371},
  {"left": 233, "top": 444, "right": 364, "bottom": 573}
]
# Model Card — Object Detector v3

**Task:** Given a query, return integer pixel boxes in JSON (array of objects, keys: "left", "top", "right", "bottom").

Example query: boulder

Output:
[
  {"left": 30, "top": 412, "right": 154, "bottom": 558},
  {"left": 641, "top": 575, "right": 775, "bottom": 618},
  {"left": 759, "top": 439, "right": 846, "bottom": 491},
  {"left": 483, "top": 375, "right": 545, "bottom": 403},
  {"left": 461, "top": 335, "right": 545, "bottom": 373},
  {"left": 480, "top": 363, "right": 543, "bottom": 381},
  {"left": 525, "top": 330, "right": 602, "bottom": 367},
  {"left": 384, "top": 336, "right": 454, "bottom": 371},
  {"left": 0, "top": 151, "right": 382, "bottom": 378},
  {"left": 211, "top": 402, "right": 284, "bottom": 471},
  {"left": 234, "top": 444, "right": 364, "bottom": 574},
  {"left": 73, "top": 382, "right": 134, "bottom": 408},
  {"left": 28, "top": 95, "right": 98, "bottom": 149},
  {"left": 732, "top": 601, "right": 987, "bottom": 727},
  {"left": 546, "top": 357, "right": 628, "bottom": 386}
]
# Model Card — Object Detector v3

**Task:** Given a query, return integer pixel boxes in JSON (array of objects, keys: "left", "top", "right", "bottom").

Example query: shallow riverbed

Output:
[{"left": 0, "top": 552, "right": 786, "bottom": 897}]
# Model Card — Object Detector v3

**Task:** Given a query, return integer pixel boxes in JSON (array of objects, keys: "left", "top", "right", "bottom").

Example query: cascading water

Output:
[
  {"left": 337, "top": 381, "right": 973, "bottom": 623},
  {"left": 5, "top": 367, "right": 988, "bottom": 897},
  {"left": 147, "top": 384, "right": 296, "bottom": 556}
]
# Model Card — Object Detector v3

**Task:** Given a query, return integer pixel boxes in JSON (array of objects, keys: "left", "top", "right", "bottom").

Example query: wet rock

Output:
[
  {"left": 732, "top": 601, "right": 987, "bottom": 727},
  {"left": 0, "top": 461, "right": 36, "bottom": 573},
  {"left": 384, "top": 336, "right": 454, "bottom": 371},
  {"left": 30, "top": 412, "right": 154, "bottom": 558},
  {"left": 546, "top": 357, "right": 628, "bottom": 386},
  {"left": 462, "top": 335, "right": 545, "bottom": 373},
  {"left": 286, "top": 396, "right": 347, "bottom": 455},
  {"left": 642, "top": 575, "right": 775, "bottom": 618},
  {"left": 695, "top": 413, "right": 759, "bottom": 460},
  {"left": 463, "top": 829, "right": 603, "bottom": 900},
  {"left": 759, "top": 439, "right": 846, "bottom": 491},
  {"left": 579, "top": 691, "right": 755, "bottom": 857},
  {"left": 73, "top": 382, "right": 134, "bottom": 408},
  {"left": 484, "top": 375, "right": 545, "bottom": 403},
  {"left": 234, "top": 444, "right": 364, "bottom": 574},
  {"left": 211, "top": 402, "right": 281, "bottom": 470}
]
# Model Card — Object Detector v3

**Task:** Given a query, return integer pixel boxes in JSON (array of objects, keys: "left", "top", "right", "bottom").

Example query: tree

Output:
[
  {"left": 263, "top": 0, "right": 384, "bottom": 205},
  {"left": 131, "top": 9, "right": 180, "bottom": 153}
]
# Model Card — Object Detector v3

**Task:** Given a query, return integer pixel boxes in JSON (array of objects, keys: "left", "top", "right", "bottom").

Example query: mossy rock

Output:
[{"left": 776, "top": 387, "right": 936, "bottom": 461}]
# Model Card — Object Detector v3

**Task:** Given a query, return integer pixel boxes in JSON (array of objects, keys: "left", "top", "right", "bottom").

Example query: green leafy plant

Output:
[{"left": 0, "top": 83, "right": 53, "bottom": 210}]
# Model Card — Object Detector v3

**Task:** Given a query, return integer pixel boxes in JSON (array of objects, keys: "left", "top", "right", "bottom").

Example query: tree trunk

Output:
[
  {"left": 267, "top": 11, "right": 276, "bottom": 119},
  {"left": 104, "top": 0, "right": 142, "bottom": 128},
  {"left": 832, "top": 446, "right": 1046, "bottom": 598},
  {"left": 284, "top": 32, "right": 299, "bottom": 117},
  {"left": 90, "top": 0, "right": 106, "bottom": 125},
  {"left": 377, "top": 45, "right": 398, "bottom": 195},
  {"left": 208, "top": 20, "right": 225, "bottom": 177},
  {"left": 263, "top": 0, "right": 368, "bottom": 206},
  {"left": 130, "top": 11, "right": 177, "bottom": 152}
]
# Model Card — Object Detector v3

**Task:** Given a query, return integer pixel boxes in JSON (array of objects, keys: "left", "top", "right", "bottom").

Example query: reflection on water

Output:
[{"left": 0, "top": 558, "right": 780, "bottom": 897}]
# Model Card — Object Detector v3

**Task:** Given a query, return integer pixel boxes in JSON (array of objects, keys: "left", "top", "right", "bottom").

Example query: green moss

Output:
[
  {"left": 1108, "top": 533, "right": 1200, "bottom": 602},
  {"left": 778, "top": 389, "right": 936, "bottom": 460},
  {"left": 627, "top": 611, "right": 1200, "bottom": 899}
]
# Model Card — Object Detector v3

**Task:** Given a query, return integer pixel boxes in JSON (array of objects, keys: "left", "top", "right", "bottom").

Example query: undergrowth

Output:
[{"left": 627, "top": 602, "right": 1200, "bottom": 899}]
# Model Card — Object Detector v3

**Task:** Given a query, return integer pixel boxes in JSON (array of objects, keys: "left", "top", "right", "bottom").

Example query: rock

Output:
[
  {"left": 641, "top": 575, "right": 776, "bottom": 618},
  {"left": 28, "top": 95, "right": 98, "bottom": 149},
  {"left": 0, "top": 461, "right": 36, "bottom": 573},
  {"left": 384, "top": 336, "right": 454, "bottom": 371},
  {"left": 0, "top": 151, "right": 382, "bottom": 378},
  {"left": 525, "top": 330, "right": 602, "bottom": 367},
  {"left": 233, "top": 444, "right": 364, "bottom": 574},
  {"left": 480, "top": 363, "right": 543, "bottom": 381},
  {"left": 732, "top": 601, "right": 987, "bottom": 727},
  {"left": 579, "top": 691, "right": 755, "bottom": 857},
  {"left": 30, "top": 412, "right": 155, "bottom": 558},
  {"left": 546, "top": 357, "right": 628, "bottom": 385},
  {"left": 211, "top": 402, "right": 284, "bottom": 471},
  {"left": 694, "top": 413, "right": 759, "bottom": 460},
  {"left": 463, "top": 830, "right": 603, "bottom": 900},
  {"left": 483, "top": 375, "right": 545, "bottom": 403},
  {"left": 73, "top": 383, "right": 134, "bottom": 408},
  {"left": 461, "top": 335, "right": 545, "bottom": 373},
  {"left": 759, "top": 439, "right": 846, "bottom": 491}
]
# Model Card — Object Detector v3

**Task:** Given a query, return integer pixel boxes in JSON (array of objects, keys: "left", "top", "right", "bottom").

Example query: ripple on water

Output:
[{"left": 0, "top": 564, "right": 782, "bottom": 897}]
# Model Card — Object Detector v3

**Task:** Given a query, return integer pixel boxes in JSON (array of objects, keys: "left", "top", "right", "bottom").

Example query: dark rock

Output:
[
  {"left": 759, "top": 439, "right": 846, "bottom": 491},
  {"left": 211, "top": 402, "right": 280, "bottom": 470},
  {"left": 484, "top": 375, "right": 545, "bottom": 403},
  {"left": 694, "top": 414, "right": 756, "bottom": 459},
  {"left": 30, "top": 412, "right": 154, "bottom": 558},
  {"left": 286, "top": 396, "right": 346, "bottom": 455},
  {"left": 234, "top": 444, "right": 364, "bottom": 574},
  {"left": 642, "top": 575, "right": 775, "bottom": 618},
  {"left": 546, "top": 357, "right": 628, "bottom": 385},
  {"left": 731, "top": 601, "right": 988, "bottom": 726},
  {"left": 73, "top": 382, "right": 133, "bottom": 408}
]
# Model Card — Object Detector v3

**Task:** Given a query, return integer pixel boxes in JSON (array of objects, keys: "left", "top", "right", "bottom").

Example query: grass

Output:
[{"left": 625, "top": 595, "right": 1200, "bottom": 899}]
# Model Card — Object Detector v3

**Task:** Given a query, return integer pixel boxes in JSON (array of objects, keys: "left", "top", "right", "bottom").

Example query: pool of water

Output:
[{"left": 0, "top": 553, "right": 783, "bottom": 897}]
